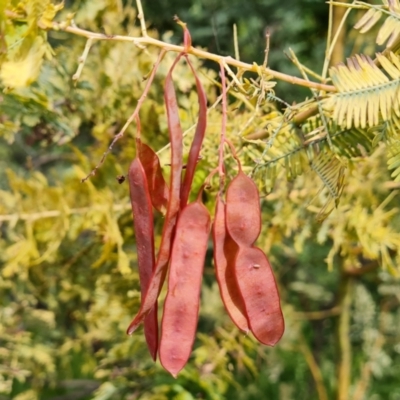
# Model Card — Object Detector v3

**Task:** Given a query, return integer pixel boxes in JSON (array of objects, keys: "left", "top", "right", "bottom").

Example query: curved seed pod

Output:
[
  {"left": 138, "top": 141, "right": 169, "bottom": 215},
  {"left": 127, "top": 54, "right": 184, "bottom": 335},
  {"left": 128, "top": 158, "right": 158, "bottom": 360},
  {"left": 212, "top": 198, "right": 249, "bottom": 332},
  {"left": 180, "top": 57, "right": 207, "bottom": 209},
  {"left": 159, "top": 199, "right": 211, "bottom": 377},
  {"left": 234, "top": 246, "right": 284, "bottom": 346},
  {"left": 226, "top": 170, "right": 261, "bottom": 247}
]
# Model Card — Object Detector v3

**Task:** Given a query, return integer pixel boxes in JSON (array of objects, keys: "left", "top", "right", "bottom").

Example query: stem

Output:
[
  {"left": 325, "top": 0, "right": 334, "bottom": 73},
  {"left": 294, "top": 306, "right": 341, "bottom": 320},
  {"left": 156, "top": 76, "right": 236, "bottom": 156},
  {"left": 331, "top": 0, "right": 350, "bottom": 66},
  {"left": 0, "top": 203, "right": 131, "bottom": 223},
  {"left": 51, "top": 21, "right": 336, "bottom": 93},
  {"left": 288, "top": 48, "right": 333, "bottom": 149},
  {"left": 81, "top": 49, "right": 166, "bottom": 182},
  {"left": 321, "top": 1, "right": 353, "bottom": 80},
  {"left": 219, "top": 61, "right": 227, "bottom": 193},
  {"left": 299, "top": 336, "right": 329, "bottom": 400},
  {"left": 291, "top": 105, "right": 319, "bottom": 125},
  {"left": 135, "top": 0, "right": 148, "bottom": 37},
  {"left": 353, "top": 298, "right": 391, "bottom": 400},
  {"left": 352, "top": 335, "right": 385, "bottom": 400},
  {"left": 233, "top": 23, "right": 240, "bottom": 61},
  {"left": 336, "top": 271, "right": 353, "bottom": 400},
  {"left": 72, "top": 38, "right": 94, "bottom": 83}
]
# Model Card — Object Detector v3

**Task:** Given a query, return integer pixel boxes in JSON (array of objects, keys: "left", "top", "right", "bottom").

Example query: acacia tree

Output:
[{"left": 1, "top": 1, "right": 400, "bottom": 399}]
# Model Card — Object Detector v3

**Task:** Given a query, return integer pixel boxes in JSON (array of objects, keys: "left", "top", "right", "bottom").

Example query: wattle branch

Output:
[{"left": 50, "top": 21, "right": 336, "bottom": 93}]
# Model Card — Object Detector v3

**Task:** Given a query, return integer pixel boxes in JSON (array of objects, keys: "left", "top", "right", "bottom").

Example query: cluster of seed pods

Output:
[{"left": 126, "top": 24, "right": 284, "bottom": 377}]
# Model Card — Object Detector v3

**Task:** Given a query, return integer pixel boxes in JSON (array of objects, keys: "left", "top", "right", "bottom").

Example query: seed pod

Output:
[
  {"left": 234, "top": 246, "right": 284, "bottom": 346},
  {"left": 138, "top": 141, "right": 169, "bottom": 214},
  {"left": 213, "top": 198, "right": 249, "bottom": 332},
  {"left": 180, "top": 57, "right": 207, "bottom": 209},
  {"left": 128, "top": 158, "right": 158, "bottom": 360},
  {"left": 127, "top": 54, "right": 184, "bottom": 335},
  {"left": 226, "top": 170, "right": 261, "bottom": 247},
  {"left": 159, "top": 199, "right": 211, "bottom": 377}
]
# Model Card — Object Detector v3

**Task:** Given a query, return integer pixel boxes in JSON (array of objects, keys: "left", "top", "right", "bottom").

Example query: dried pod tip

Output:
[
  {"left": 196, "top": 185, "right": 205, "bottom": 202},
  {"left": 116, "top": 175, "right": 126, "bottom": 184},
  {"left": 174, "top": 15, "right": 192, "bottom": 51}
]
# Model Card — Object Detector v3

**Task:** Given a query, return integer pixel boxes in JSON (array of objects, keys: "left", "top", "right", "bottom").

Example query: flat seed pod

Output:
[
  {"left": 128, "top": 158, "right": 158, "bottom": 360},
  {"left": 159, "top": 200, "right": 211, "bottom": 377},
  {"left": 138, "top": 141, "right": 169, "bottom": 214},
  {"left": 127, "top": 54, "right": 184, "bottom": 335},
  {"left": 226, "top": 171, "right": 261, "bottom": 247},
  {"left": 213, "top": 198, "right": 249, "bottom": 332},
  {"left": 234, "top": 246, "right": 284, "bottom": 346},
  {"left": 180, "top": 57, "right": 207, "bottom": 209}
]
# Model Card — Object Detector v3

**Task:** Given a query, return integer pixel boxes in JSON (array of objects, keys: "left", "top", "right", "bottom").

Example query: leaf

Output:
[
  {"left": 37, "top": 2, "right": 64, "bottom": 29},
  {"left": 92, "top": 382, "right": 118, "bottom": 400},
  {"left": 354, "top": 2, "right": 400, "bottom": 48},
  {"left": 387, "top": 138, "right": 400, "bottom": 181},
  {"left": 13, "top": 390, "right": 39, "bottom": 400},
  {"left": 354, "top": 8, "right": 383, "bottom": 34},
  {"left": 376, "top": 10, "right": 400, "bottom": 47},
  {"left": 0, "top": 35, "right": 46, "bottom": 88},
  {"left": 0, "top": 0, "right": 7, "bottom": 56},
  {"left": 310, "top": 152, "right": 345, "bottom": 201},
  {"left": 328, "top": 53, "right": 400, "bottom": 129}
]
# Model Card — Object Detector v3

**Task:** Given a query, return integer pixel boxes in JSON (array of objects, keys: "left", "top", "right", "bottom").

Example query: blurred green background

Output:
[{"left": 1, "top": 1, "right": 400, "bottom": 400}]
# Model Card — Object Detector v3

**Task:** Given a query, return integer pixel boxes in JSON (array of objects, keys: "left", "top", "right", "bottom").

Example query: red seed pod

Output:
[
  {"left": 179, "top": 57, "right": 207, "bottom": 209},
  {"left": 126, "top": 54, "right": 184, "bottom": 335},
  {"left": 234, "top": 246, "right": 284, "bottom": 346},
  {"left": 226, "top": 170, "right": 261, "bottom": 247},
  {"left": 138, "top": 141, "right": 169, "bottom": 215},
  {"left": 128, "top": 158, "right": 158, "bottom": 360},
  {"left": 159, "top": 199, "right": 211, "bottom": 377},
  {"left": 212, "top": 198, "right": 249, "bottom": 332}
]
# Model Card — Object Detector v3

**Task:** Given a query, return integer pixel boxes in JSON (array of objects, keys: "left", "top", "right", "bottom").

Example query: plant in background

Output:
[{"left": 1, "top": 0, "right": 400, "bottom": 399}]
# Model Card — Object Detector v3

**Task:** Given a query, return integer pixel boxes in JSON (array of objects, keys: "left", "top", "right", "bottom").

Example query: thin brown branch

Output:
[
  {"left": 298, "top": 336, "right": 329, "bottom": 400},
  {"left": 135, "top": 0, "right": 148, "bottom": 37},
  {"left": 294, "top": 306, "right": 341, "bottom": 320},
  {"left": 322, "top": 1, "right": 352, "bottom": 79},
  {"left": 292, "top": 105, "right": 319, "bottom": 125},
  {"left": 352, "top": 298, "right": 394, "bottom": 400},
  {"left": 336, "top": 273, "right": 353, "bottom": 400},
  {"left": 352, "top": 335, "right": 385, "bottom": 400},
  {"left": 383, "top": 181, "right": 400, "bottom": 189},
  {"left": 245, "top": 129, "right": 269, "bottom": 141},
  {"left": 233, "top": 23, "right": 240, "bottom": 61},
  {"left": 344, "top": 262, "right": 378, "bottom": 276},
  {"left": 330, "top": 0, "right": 350, "bottom": 67},
  {"left": 80, "top": 49, "right": 167, "bottom": 182},
  {"left": 51, "top": 21, "right": 336, "bottom": 93},
  {"left": 72, "top": 38, "right": 94, "bottom": 83},
  {"left": 0, "top": 203, "right": 131, "bottom": 223},
  {"left": 5, "top": 10, "right": 23, "bottom": 19}
]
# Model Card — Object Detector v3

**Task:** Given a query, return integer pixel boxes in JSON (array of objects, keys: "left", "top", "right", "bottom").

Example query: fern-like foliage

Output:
[
  {"left": 387, "top": 137, "right": 400, "bottom": 180},
  {"left": 354, "top": 0, "right": 400, "bottom": 48},
  {"left": 302, "top": 115, "right": 375, "bottom": 157},
  {"left": 327, "top": 52, "right": 400, "bottom": 129},
  {"left": 243, "top": 113, "right": 373, "bottom": 207},
  {"left": 241, "top": 0, "right": 400, "bottom": 209},
  {"left": 310, "top": 151, "right": 344, "bottom": 196},
  {"left": 243, "top": 113, "right": 306, "bottom": 193}
]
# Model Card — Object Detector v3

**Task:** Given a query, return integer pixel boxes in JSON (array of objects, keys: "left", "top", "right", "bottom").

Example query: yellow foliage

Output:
[
  {"left": 1, "top": 1, "right": 400, "bottom": 399},
  {"left": 0, "top": 35, "right": 46, "bottom": 88}
]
